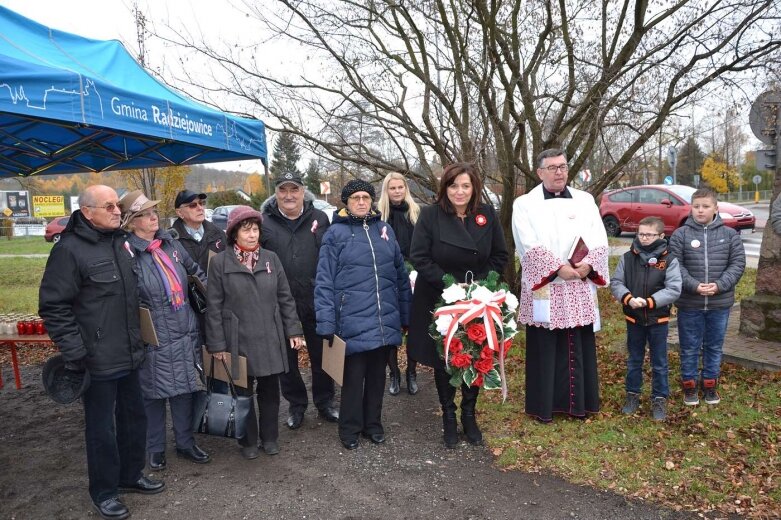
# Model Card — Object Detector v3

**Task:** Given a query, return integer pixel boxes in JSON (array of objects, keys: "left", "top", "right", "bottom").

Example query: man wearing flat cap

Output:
[
  {"left": 39, "top": 185, "right": 164, "bottom": 520},
  {"left": 170, "top": 189, "right": 227, "bottom": 274},
  {"left": 260, "top": 172, "right": 339, "bottom": 429}
]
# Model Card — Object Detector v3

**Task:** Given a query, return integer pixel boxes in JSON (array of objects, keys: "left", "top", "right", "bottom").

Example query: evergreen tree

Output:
[
  {"left": 269, "top": 132, "right": 301, "bottom": 179},
  {"left": 304, "top": 159, "right": 322, "bottom": 195},
  {"left": 677, "top": 136, "right": 706, "bottom": 187}
]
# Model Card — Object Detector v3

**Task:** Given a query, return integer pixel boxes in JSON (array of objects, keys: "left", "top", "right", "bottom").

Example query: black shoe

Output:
[
  {"left": 287, "top": 410, "right": 305, "bottom": 429},
  {"left": 176, "top": 445, "right": 210, "bottom": 464},
  {"left": 93, "top": 497, "right": 129, "bottom": 520},
  {"left": 317, "top": 406, "right": 339, "bottom": 423},
  {"left": 118, "top": 476, "right": 165, "bottom": 495},
  {"left": 362, "top": 432, "right": 385, "bottom": 444},
  {"left": 341, "top": 438, "right": 359, "bottom": 450},
  {"left": 388, "top": 370, "right": 401, "bottom": 396},
  {"left": 241, "top": 446, "right": 260, "bottom": 460},
  {"left": 148, "top": 451, "right": 166, "bottom": 470},
  {"left": 406, "top": 368, "right": 418, "bottom": 395},
  {"left": 263, "top": 441, "right": 280, "bottom": 455}
]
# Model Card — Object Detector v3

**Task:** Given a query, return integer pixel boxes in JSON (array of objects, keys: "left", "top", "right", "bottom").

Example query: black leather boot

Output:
[
  {"left": 406, "top": 360, "right": 418, "bottom": 395},
  {"left": 460, "top": 385, "right": 483, "bottom": 445},
  {"left": 388, "top": 346, "right": 401, "bottom": 396},
  {"left": 434, "top": 368, "right": 458, "bottom": 448}
]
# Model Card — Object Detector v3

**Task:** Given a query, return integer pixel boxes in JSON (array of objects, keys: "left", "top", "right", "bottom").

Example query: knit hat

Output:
[
  {"left": 118, "top": 190, "right": 160, "bottom": 227},
  {"left": 225, "top": 205, "right": 263, "bottom": 245},
  {"left": 341, "top": 179, "right": 376, "bottom": 204}
]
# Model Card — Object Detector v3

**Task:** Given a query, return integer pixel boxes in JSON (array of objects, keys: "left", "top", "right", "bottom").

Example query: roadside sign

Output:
[
  {"left": 33, "top": 195, "right": 66, "bottom": 217},
  {"left": 579, "top": 169, "right": 591, "bottom": 182},
  {"left": 320, "top": 181, "right": 331, "bottom": 195},
  {"left": 663, "top": 176, "right": 673, "bottom": 185},
  {"left": 753, "top": 175, "right": 762, "bottom": 185},
  {"left": 0, "top": 190, "right": 30, "bottom": 217}
]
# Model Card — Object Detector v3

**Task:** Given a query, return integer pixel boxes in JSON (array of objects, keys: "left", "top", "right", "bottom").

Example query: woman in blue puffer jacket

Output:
[{"left": 315, "top": 179, "right": 412, "bottom": 450}]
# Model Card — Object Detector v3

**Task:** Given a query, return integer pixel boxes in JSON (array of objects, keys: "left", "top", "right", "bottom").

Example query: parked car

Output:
[
  {"left": 312, "top": 199, "right": 336, "bottom": 222},
  {"left": 211, "top": 205, "right": 242, "bottom": 231},
  {"left": 599, "top": 184, "right": 755, "bottom": 237},
  {"left": 44, "top": 216, "right": 70, "bottom": 242},
  {"left": 204, "top": 208, "right": 214, "bottom": 222}
]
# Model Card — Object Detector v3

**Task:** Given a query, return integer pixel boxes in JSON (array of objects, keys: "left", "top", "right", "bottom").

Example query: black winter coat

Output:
[
  {"left": 407, "top": 204, "right": 508, "bottom": 368},
  {"left": 39, "top": 211, "right": 144, "bottom": 377},
  {"left": 170, "top": 218, "right": 227, "bottom": 273},
  {"left": 669, "top": 215, "right": 746, "bottom": 310},
  {"left": 128, "top": 231, "right": 205, "bottom": 399},
  {"left": 261, "top": 196, "right": 330, "bottom": 322},
  {"left": 385, "top": 202, "right": 415, "bottom": 260}
]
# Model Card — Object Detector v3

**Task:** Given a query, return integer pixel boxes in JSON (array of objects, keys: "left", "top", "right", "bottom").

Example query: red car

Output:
[
  {"left": 44, "top": 216, "right": 70, "bottom": 242},
  {"left": 599, "top": 184, "right": 755, "bottom": 237}
]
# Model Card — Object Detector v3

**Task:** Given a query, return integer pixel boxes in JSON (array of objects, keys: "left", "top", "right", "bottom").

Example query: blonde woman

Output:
[{"left": 377, "top": 172, "right": 421, "bottom": 396}]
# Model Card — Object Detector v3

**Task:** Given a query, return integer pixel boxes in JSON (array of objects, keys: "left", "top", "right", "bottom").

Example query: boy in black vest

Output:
[{"left": 610, "top": 217, "right": 682, "bottom": 421}]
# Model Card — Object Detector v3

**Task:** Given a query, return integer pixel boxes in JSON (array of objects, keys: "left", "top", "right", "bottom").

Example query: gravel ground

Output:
[{"left": 0, "top": 364, "right": 694, "bottom": 520}]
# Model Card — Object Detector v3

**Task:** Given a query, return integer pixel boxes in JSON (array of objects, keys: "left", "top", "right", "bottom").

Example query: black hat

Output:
[
  {"left": 341, "top": 179, "right": 376, "bottom": 204},
  {"left": 175, "top": 189, "right": 207, "bottom": 208},
  {"left": 41, "top": 354, "right": 90, "bottom": 404},
  {"left": 275, "top": 172, "right": 304, "bottom": 187}
]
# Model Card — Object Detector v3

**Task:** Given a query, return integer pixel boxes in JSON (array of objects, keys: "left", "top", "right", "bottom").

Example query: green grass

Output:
[
  {"left": 0, "top": 236, "right": 54, "bottom": 255},
  {"left": 0, "top": 257, "right": 47, "bottom": 314},
  {"left": 480, "top": 264, "right": 778, "bottom": 518}
]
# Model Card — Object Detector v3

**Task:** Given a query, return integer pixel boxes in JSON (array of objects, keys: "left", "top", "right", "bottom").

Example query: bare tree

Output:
[{"left": 153, "top": 0, "right": 781, "bottom": 277}]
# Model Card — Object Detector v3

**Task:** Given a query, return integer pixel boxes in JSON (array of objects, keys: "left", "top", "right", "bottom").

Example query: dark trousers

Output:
[
  {"left": 237, "top": 374, "right": 280, "bottom": 447},
  {"left": 144, "top": 393, "right": 195, "bottom": 453},
  {"left": 625, "top": 322, "right": 669, "bottom": 398},
  {"left": 339, "top": 345, "right": 389, "bottom": 442},
  {"left": 279, "top": 320, "right": 335, "bottom": 413},
  {"left": 83, "top": 370, "right": 147, "bottom": 503}
]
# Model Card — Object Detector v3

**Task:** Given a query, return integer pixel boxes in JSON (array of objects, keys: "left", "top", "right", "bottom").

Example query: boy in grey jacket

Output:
[
  {"left": 611, "top": 217, "right": 682, "bottom": 421},
  {"left": 669, "top": 188, "right": 745, "bottom": 407}
]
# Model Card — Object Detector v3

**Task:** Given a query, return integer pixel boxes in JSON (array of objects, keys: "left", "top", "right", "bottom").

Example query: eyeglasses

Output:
[
  {"left": 542, "top": 164, "right": 569, "bottom": 173},
  {"left": 183, "top": 200, "right": 206, "bottom": 209},
  {"left": 348, "top": 195, "right": 372, "bottom": 202},
  {"left": 84, "top": 202, "right": 120, "bottom": 212},
  {"left": 637, "top": 233, "right": 661, "bottom": 239}
]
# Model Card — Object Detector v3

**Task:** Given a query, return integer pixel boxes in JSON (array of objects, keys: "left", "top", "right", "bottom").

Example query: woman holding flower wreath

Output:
[{"left": 407, "top": 163, "right": 508, "bottom": 448}]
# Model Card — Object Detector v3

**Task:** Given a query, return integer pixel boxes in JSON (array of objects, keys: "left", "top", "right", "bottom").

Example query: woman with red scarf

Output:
[
  {"left": 119, "top": 190, "right": 210, "bottom": 471},
  {"left": 205, "top": 206, "right": 304, "bottom": 460}
]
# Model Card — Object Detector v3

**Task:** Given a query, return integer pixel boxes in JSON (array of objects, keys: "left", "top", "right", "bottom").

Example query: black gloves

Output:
[
  {"left": 322, "top": 334, "right": 334, "bottom": 347},
  {"left": 64, "top": 359, "right": 86, "bottom": 372}
]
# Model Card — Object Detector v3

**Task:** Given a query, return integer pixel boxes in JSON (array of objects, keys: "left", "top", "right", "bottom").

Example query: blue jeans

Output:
[
  {"left": 83, "top": 370, "right": 147, "bottom": 503},
  {"left": 626, "top": 321, "right": 669, "bottom": 398},
  {"left": 677, "top": 307, "right": 731, "bottom": 382}
]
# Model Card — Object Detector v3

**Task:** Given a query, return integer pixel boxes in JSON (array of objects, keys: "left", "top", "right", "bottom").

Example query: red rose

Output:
[
  {"left": 472, "top": 374, "right": 484, "bottom": 387},
  {"left": 502, "top": 339, "right": 513, "bottom": 358},
  {"left": 474, "top": 357, "right": 493, "bottom": 374},
  {"left": 450, "top": 352, "right": 473, "bottom": 369},
  {"left": 466, "top": 323, "right": 488, "bottom": 344},
  {"left": 480, "top": 345, "right": 494, "bottom": 360},
  {"left": 447, "top": 338, "right": 464, "bottom": 354}
]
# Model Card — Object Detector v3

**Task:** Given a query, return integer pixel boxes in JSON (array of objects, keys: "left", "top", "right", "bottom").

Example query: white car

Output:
[
  {"left": 312, "top": 199, "right": 337, "bottom": 222},
  {"left": 204, "top": 208, "right": 214, "bottom": 222}
]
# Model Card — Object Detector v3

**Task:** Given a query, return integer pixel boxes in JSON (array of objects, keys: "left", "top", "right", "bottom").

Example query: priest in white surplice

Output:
[{"left": 511, "top": 149, "right": 609, "bottom": 422}]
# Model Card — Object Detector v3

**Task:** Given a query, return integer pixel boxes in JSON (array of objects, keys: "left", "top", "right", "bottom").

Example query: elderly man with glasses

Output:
[
  {"left": 511, "top": 148, "right": 610, "bottom": 424},
  {"left": 39, "top": 185, "right": 164, "bottom": 520},
  {"left": 170, "top": 190, "right": 227, "bottom": 273}
]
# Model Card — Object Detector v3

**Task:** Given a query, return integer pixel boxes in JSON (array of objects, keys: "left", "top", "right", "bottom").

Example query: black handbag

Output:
[
  {"left": 192, "top": 357, "right": 251, "bottom": 439},
  {"left": 187, "top": 276, "right": 207, "bottom": 314}
]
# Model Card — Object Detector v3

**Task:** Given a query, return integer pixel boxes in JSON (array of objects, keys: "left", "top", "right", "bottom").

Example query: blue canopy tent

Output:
[{"left": 0, "top": 5, "right": 266, "bottom": 177}]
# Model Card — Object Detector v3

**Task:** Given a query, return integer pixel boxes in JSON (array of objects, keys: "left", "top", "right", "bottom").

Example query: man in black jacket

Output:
[
  {"left": 39, "top": 185, "right": 164, "bottom": 520},
  {"left": 261, "top": 173, "right": 339, "bottom": 429},
  {"left": 170, "top": 189, "right": 227, "bottom": 273}
]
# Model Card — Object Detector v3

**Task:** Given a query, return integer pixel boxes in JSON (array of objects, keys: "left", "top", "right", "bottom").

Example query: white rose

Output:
[
  {"left": 441, "top": 284, "right": 467, "bottom": 304},
  {"left": 470, "top": 285, "right": 494, "bottom": 303},
  {"left": 435, "top": 314, "right": 454, "bottom": 335},
  {"left": 504, "top": 292, "right": 519, "bottom": 312}
]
